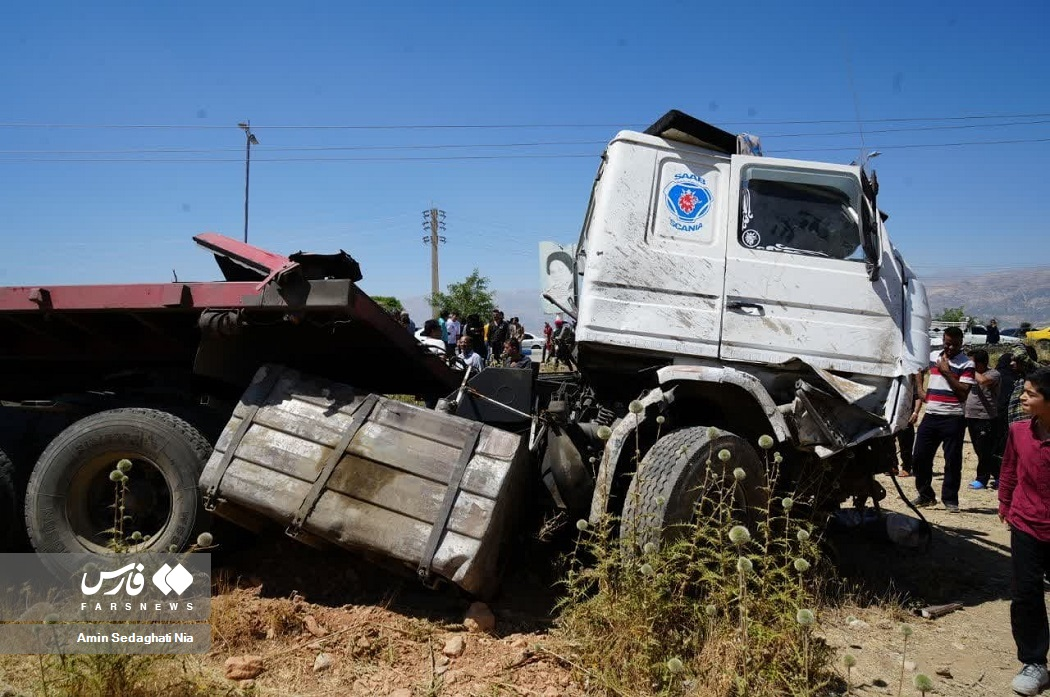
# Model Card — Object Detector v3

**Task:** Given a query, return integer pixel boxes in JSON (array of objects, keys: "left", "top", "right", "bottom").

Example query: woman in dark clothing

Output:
[
  {"left": 993, "top": 351, "right": 1025, "bottom": 485},
  {"left": 464, "top": 314, "right": 487, "bottom": 363}
]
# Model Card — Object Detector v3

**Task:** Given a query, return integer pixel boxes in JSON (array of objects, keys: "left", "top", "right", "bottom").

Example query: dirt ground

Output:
[
  {"left": 0, "top": 433, "right": 1033, "bottom": 697},
  {"left": 823, "top": 435, "right": 1023, "bottom": 697}
]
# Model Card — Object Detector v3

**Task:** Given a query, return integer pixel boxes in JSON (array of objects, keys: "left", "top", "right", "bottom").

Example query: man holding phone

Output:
[{"left": 911, "top": 326, "right": 976, "bottom": 512}]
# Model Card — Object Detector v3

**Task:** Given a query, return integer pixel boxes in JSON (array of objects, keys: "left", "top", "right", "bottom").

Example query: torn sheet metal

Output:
[
  {"left": 810, "top": 367, "right": 879, "bottom": 405},
  {"left": 792, "top": 379, "right": 892, "bottom": 458}
]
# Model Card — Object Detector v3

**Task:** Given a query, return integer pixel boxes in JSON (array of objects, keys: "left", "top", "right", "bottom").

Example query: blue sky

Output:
[{"left": 2, "top": 0, "right": 1048, "bottom": 325}]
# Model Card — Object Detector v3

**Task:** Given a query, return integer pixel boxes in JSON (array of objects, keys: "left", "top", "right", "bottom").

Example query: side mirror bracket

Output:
[{"left": 861, "top": 171, "right": 882, "bottom": 282}]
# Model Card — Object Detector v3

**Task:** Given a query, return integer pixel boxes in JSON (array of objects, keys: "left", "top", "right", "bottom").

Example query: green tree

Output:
[
  {"left": 372, "top": 296, "right": 404, "bottom": 315},
  {"left": 937, "top": 307, "right": 967, "bottom": 323},
  {"left": 427, "top": 269, "right": 496, "bottom": 319}
]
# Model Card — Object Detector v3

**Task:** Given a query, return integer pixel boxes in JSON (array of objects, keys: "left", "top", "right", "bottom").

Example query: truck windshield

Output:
[{"left": 739, "top": 167, "right": 863, "bottom": 262}]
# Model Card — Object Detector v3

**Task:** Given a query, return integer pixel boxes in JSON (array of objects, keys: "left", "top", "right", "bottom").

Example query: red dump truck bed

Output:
[{"left": 0, "top": 233, "right": 460, "bottom": 401}]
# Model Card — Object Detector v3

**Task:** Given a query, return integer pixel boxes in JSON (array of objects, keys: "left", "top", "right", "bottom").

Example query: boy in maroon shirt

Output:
[{"left": 998, "top": 368, "right": 1050, "bottom": 695}]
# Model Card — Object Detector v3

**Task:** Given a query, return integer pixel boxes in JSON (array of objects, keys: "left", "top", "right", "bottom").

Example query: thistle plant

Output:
[
  {"left": 793, "top": 557, "right": 810, "bottom": 592},
  {"left": 729, "top": 525, "right": 752, "bottom": 641},
  {"left": 898, "top": 623, "right": 913, "bottom": 697},
  {"left": 704, "top": 603, "right": 717, "bottom": 639},
  {"left": 843, "top": 653, "right": 857, "bottom": 696},
  {"left": 105, "top": 459, "right": 136, "bottom": 552},
  {"left": 913, "top": 673, "right": 933, "bottom": 696},
  {"left": 556, "top": 432, "right": 834, "bottom": 696},
  {"left": 729, "top": 522, "right": 753, "bottom": 690},
  {"left": 629, "top": 399, "right": 644, "bottom": 463},
  {"left": 797, "top": 608, "right": 815, "bottom": 689},
  {"left": 782, "top": 495, "right": 795, "bottom": 532}
]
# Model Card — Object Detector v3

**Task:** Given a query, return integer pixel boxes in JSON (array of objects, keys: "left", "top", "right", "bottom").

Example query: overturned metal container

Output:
[{"left": 198, "top": 365, "right": 530, "bottom": 598}]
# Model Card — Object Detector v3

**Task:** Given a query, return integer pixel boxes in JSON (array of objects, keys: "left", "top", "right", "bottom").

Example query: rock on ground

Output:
[
  {"left": 313, "top": 652, "right": 333, "bottom": 672},
  {"left": 224, "top": 655, "right": 265, "bottom": 680},
  {"left": 464, "top": 601, "right": 496, "bottom": 634},
  {"left": 442, "top": 635, "right": 466, "bottom": 657},
  {"left": 304, "top": 614, "right": 328, "bottom": 637}
]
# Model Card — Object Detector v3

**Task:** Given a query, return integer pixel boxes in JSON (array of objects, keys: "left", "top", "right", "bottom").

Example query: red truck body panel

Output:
[{"left": 0, "top": 234, "right": 459, "bottom": 400}]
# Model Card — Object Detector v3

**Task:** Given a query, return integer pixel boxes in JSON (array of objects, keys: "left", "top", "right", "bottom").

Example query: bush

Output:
[{"left": 555, "top": 442, "right": 835, "bottom": 696}]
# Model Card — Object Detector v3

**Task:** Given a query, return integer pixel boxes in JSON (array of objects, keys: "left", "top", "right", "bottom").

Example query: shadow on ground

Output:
[
  {"left": 826, "top": 508, "right": 1011, "bottom": 609},
  {"left": 211, "top": 512, "right": 574, "bottom": 637}
]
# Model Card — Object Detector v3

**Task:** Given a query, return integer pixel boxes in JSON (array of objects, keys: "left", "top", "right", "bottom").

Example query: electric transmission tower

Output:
[{"left": 422, "top": 207, "right": 446, "bottom": 318}]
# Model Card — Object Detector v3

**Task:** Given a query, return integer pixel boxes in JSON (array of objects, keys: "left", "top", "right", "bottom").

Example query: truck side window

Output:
[{"left": 738, "top": 168, "right": 864, "bottom": 261}]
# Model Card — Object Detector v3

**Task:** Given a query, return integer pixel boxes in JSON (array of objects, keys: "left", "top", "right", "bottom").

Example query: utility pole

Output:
[
  {"left": 238, "top": 121, "right": 259, "bottom": 243},
  {"left": 421, "top": 207, "right": 446, "bottom": 318}
]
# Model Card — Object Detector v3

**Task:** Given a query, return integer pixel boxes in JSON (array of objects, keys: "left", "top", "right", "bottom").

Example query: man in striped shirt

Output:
[{"left": 912, "top": 326, "right": 977, "bottom": 512}]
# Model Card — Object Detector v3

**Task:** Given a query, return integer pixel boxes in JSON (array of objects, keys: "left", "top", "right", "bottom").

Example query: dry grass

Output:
[
  {"left": 0, "top": 653, "right": 221, "bottom": 697},
  {"left": 210, "top": 587, "right": 303, "bottom": 652},
  {"left": 555, "top": 442, "right": 838, "bottom": 697}
]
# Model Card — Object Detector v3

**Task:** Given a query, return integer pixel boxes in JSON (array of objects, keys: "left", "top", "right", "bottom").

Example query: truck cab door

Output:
[
  {"left": 574, "top": 137, "right": 729, "bottom": 360},
  {"left": 720, "top": 156, "right": 902, "bottom": 377}
]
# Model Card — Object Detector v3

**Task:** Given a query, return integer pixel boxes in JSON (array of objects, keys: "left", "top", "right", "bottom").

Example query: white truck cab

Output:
[{"left": 546, "top": 110, "right": 930, "bottom": 465}]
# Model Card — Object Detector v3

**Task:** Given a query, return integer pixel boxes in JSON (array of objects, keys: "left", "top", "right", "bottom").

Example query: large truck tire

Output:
[
  {"left": 0, "top": 449, "right": 16, "bottom": 551},
  {"left": 620, "top": 426, "right": 768, "bottom": 554},
  {"left": 24, "top": 408, "right": 213, "bottom": 560}
]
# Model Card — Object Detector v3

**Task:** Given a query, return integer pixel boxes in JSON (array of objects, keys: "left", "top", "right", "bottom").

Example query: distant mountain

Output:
[{"left": 922, "top": 268, "right": 1050, "bottom": 328}]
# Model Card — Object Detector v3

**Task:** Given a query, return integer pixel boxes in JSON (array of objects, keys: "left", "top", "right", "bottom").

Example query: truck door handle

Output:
[{"left": 726, "top": 302, "right": 764, "bottom": 312}]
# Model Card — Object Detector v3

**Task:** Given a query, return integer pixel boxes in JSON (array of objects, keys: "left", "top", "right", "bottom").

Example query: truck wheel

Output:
[
  {"left": 620, "top": 426, "right": 768, "bottom": 553},
  {"left": 24, "top": 409, "right": 213, "bottom": 559},
  {"left": 0, "top": 449, "right": 16, "bottom": 551},
  {"left": 1038, "top": 339, "right": 1050, "bottom": 353}
]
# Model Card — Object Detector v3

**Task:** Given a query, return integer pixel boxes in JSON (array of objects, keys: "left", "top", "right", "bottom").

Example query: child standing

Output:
[{"left": 998, "top": 368, "right": 1050, "bottom": 696}]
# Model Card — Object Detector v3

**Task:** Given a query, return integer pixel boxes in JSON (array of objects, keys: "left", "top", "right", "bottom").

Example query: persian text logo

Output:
[
  {"left": 81, "top": 563, "right": 146, "bottom": 597},
  {"left": 81, "top": 562, "right": 194, "bottom": 598}
]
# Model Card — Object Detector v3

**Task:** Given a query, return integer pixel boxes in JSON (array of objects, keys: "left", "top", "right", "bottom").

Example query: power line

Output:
[
  {"left": 6, "top": 118, "right": 1050, "bottom": 156},
  {"left": 2, "top": 111, "right": 1050, "bottom": 130},
  {"left": 762, "top": 118, "right": 1050, "bottom": 139},
  {"left": 0, "top": 153, "right": 602, "bottom": 163},
  {"left": 737, "top": 112, "right": 1050, "bottom": 126},
  {"left": 4, "top": 136, "right": 1050, "bottom": 163},
  {"left": 0, "top": 140, "right": 609, "bottom": 155},
  {"left": 772, "top": 136, "right": 1050, "bottom": 153}
]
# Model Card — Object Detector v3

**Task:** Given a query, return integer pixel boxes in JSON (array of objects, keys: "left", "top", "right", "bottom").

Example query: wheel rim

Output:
[{"left": 66, "top": 451, "right": 174, "bottom": 553}]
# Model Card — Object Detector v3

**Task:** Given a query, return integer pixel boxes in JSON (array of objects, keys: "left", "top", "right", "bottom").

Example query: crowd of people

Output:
[
  {"left": 392, "top": 306, "right": 576, "bottom": 372},
  {"left": 894, "top": 326, "right": 1050, "bottom": 695}
]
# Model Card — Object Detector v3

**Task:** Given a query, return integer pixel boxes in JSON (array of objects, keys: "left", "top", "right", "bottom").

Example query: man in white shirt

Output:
[
  {"left": 419, "top": 319, "right": 447, "bottom": 357},
  {"left": 446, "top": 312, "right": 462, "bottom": 353},
  {"left": 456, "top": 335, "right": 484, "bottom": 374}
]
